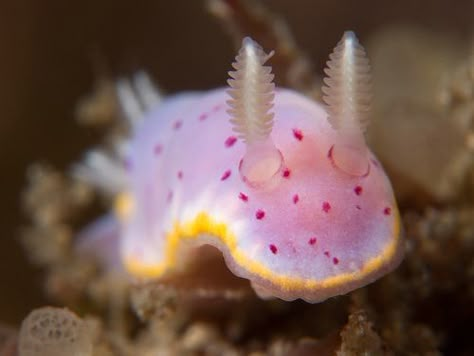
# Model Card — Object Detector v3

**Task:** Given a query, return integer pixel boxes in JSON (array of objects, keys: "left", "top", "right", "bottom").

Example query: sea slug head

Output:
[{"left": 224, "top": 33, "right": 404, "bottom": 302}]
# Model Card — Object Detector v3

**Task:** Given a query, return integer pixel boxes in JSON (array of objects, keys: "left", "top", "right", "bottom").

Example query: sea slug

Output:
[{"left": 76, "top": 32, "right": 403, "bottom": 303}]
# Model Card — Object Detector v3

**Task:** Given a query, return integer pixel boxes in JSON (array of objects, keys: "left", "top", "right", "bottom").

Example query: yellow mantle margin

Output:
[{"left": 124, "top": 210, "right": 401, "bottom": 291}]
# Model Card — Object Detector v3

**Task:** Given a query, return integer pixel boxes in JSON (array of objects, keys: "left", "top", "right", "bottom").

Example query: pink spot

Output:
[
  {"left": 283, "top": 168, "right": 291, "bottom": 178},
  {"left": 173, "top": 120, "right": 182, "bottom": 130},
  {"left": 327, "top": 145, "right": 334, "bottom": 159},
  {"left": 371, "top": 158, "right": 379, "bottom": 167},
  {"left": 221, "top": 169, "right": 231, "bottom": 181},
  {"left": 123, "top": 158, "right": 132, "bottom": 171},
  {"left": 255, "top": 209, "right": 265, "bottom": 220},
  {"left": 177, "top": 171, "right": 183, "bottom": 180},
  {"left": 308, "top": 237, "right": 317, "bottom": 246},
  {"left": 384, "top": 207, "right": 392, "bottom": 216},
  {"left": 154, "top": 144, "right": 163, "bottom": 155},
  {"left": 166, "top": 190, "right": 173, "bottom": 203},
  {"left": 269, "top": 244, "right": 278, "bottom": 254},
  {"left": 354, "top": 186, "right": 363, "bottom": 195},
  {"left": 225, "top": 136, "right": 237, "bottom": 148},
  {"left": 198, "top": 113, "right": 208, "bottom": 121},
  {"left": 356, "top": 205, "right": 361, "bottom": 210},
  {"left": 293, "top": 194, "right": 299, "bottom": 204},
  {"left": 292, "top": 128, "right": 304, "bottom": 141},
  {"left": 324, "top": 251, "right": 330, "bottom": 257},
  {"left": 333, "top": 257, "right": 339, "bottom": 265},
  {"left": 239, "top": 192, "right": 248, "bottom": 202},
  {"left": 322, "top": 201, "right": 331, "bottom": 213},
  {"left": 212, "top": 104, "right": 222, "bottom": 112}
]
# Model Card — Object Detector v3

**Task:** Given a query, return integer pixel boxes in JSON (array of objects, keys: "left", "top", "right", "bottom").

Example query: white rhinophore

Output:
[
  {"left": 322, "top": 31, "right": 372, "bottom": 176},
  {"left": 227, "top": 37, "right": 283, "bottom": 187}
]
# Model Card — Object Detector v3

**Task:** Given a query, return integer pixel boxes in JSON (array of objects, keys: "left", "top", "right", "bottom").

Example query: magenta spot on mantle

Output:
[
  {"left": 333, "top": 257, "right": 339, "bottom": 265},
  {"left": 173, "top": 120, "right": 182, "bottom": 130},
  {"left": 225, "top": 136, "right": 237, "bottom": 148},
  {"left": 327, "top": 145, "right": 334, "bottom": 159},
  {"left": 292, "top": 128, "right": 303, "bottom": 141},
  {"left": 283, "top": 168, "right": 291, "bottom": 178},
  {"left": 324, "top": 251, "right": 330, "bottom": 257},
  {"left": 239, "top": 192, "right": 248, "bottom": 202},
  {"left": 221, "top": 169, "right": 231, "bottom": 181},
  {"left": 177, "top": 171, "right": 183, "bottom": 180},
  {"left": 256, "top": 209, "right": 265, "bottom": 220},
  {"left": 293, "top": 194, "right": 299, "bottom": 204},
  {"left": 356, "top": 205, "right": 361, "bottom": 210},
  {"left": 123, "top": 158, "right": 132, "bottom": 171},
  {"left": 308, "top": 237, "right": 317, "bottom": 246},
  {"left": 166, "top": 190, "right": 173, "bottom": 203},
  {"left": 154, "top": 144, "right": 163, "bottom": 155},
  {"left": 322, "top": 201, "right": 331, "bottom": 213},
  {"left": 269, "top": 244, "right": 278, "bottom": 254},
  {"left": 384, "top": 207, "right": 392, "bottom": 216},
  {"left": 198, "top": 113, "right": 208, "bottom": 121},
  {"left": 354, "top": 186, "right": 363, "bottom": 195}
]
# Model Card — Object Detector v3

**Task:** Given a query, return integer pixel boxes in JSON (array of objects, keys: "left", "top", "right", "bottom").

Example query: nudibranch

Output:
[{"left": 76, "top": 32, "right": 403, "bottom": 303}]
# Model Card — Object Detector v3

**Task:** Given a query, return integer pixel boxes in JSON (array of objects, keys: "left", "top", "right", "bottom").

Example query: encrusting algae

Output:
[{"left": 8, "top": 1, "right": 474, "bottom": 355}]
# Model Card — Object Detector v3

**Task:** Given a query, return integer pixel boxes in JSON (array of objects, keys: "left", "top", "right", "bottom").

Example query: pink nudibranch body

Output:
[{"left": 77, "top": 33, "right": 403, "bottom": 303}]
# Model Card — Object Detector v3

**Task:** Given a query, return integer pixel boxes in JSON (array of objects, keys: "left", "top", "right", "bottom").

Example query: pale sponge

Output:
[{"left": 18, "top": 307, "right": 92, "bottom": 356}]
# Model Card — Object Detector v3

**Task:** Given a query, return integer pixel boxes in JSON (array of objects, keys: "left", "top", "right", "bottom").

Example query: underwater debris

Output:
[
  {"left": 207, "top": 0, "right": 318, "bottom": 94},
  {"left": 23, "top": 164, "right": 93, "bottom": 230},
  {"left": 367, "top": 27, "right": 473, "bottom": 203},
  {"left": 18, "top": 307, "right": 92, "bottom": 356},
  {"left": 362, "top": 205, "right": 474, "bottom": 354},
  {"left": 0, "top": 324, "right": 17, "bottom": 356},
  {"left": 336, "top": 310, "right": 384, "bottom": 356},
  {"left": 438, "top": 44, "right": 474, "bottom": 200},
  {"left": 439, "top": 42, "right": 474, "bottom": 134},
  {"left": 21, "top": 165, "right": 97, "bottom": 303},
  {"left": 75, "top": 78, "right": 119, "bottom": 128},
  {"left": 129, "top": 245, "right": 254, "bottom": 323},
  {"left": 403, "top": 206, "right": 474, "bottom": 297}
]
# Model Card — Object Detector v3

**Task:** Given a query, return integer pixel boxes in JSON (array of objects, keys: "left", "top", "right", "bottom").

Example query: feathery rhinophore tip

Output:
[
  {"left": 322, "top": 31, "right": 372, "bottom": 135},
  {"left": 227, "top": 37, "right": 276, "bottom": 144}
]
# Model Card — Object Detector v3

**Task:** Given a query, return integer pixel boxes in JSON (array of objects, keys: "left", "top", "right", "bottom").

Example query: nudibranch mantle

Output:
[{"left": 79, "top": 33, "right": 403, "bottom": 303}]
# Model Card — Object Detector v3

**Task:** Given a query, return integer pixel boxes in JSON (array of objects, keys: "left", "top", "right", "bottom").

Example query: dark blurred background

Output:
[{"left": 0, "top": 0, "right": 472, "bottom": 325}]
